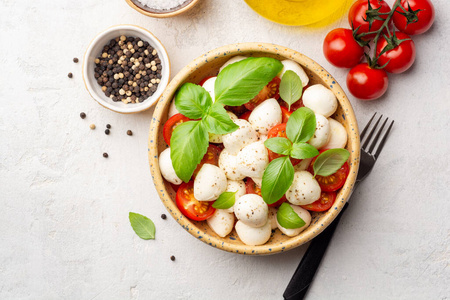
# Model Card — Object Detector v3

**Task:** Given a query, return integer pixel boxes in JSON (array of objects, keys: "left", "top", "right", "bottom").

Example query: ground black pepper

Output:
[
  {"left": 80, "top": 112, "right": 86, "bottom": 119},
  {"left": 103, "top": 153, "right": 108, "bottom": 158}
]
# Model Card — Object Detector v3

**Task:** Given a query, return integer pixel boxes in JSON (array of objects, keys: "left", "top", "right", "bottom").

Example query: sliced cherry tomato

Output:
[
  {"left": 267, "top": 123, "right": 301, "bottom": 166},
  {"left": 225, "top": 105, "right": 248, "bottom": 117},
  {"left": 244, "top": 77, "right": 281, "bottom": 110},
  {"left": 376, "top": 31, "right": 416, "bottom": 74},
  {"left": 192, "top": 144, "right": 222, "bottom": 178},
  {"left": 301, "top": 191, "right": 337, "bottom": 212},
  {"left": 176, "top": 181, "right": 216, "bottom": 221},
  {"left": 393, "top": 0, "right": 435, "bottom": 35},
  {"left": 323, "top": 28, "right": 365, "bottom": 68},
  {"left": 245, "top": 178, "right": 286, "bottom": 207},
  {"left": 198, "top": 76, "right": 214, "bottom": 86},
  {"left": 281, "top": 106, "right": 292, "bottom": 123},
  {"left": 240, "top": 110, "right": 252, "bottom": 121},
  {"left": 279, "top": 86, "right": 307, "bottom": 112},
  {"left": 349, "top": 0, "right": 391, "bottom": 39},
  {"left": 170, "top": 183, "right": 180, "bottom": 192},
  {"left": 163, "top": 113, "right": 191, "bottom": 145},
  {"left": 346, "top": 63, "right": 389, "bottom": 101},
  {"left": 308, "top": 151, "right": 350, "bottom": 192}
]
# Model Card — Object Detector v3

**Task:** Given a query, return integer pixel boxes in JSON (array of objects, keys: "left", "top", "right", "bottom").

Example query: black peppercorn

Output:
[
  {"left": 103, "top": 153, "right": 108, "bottom": 158},
  {"left": 161, "top": 214, "right": 166, "bottom": 220},
  {"left": 170, "top": 256, "right": 175, "bottom": 261},
  {"left": 68, "top": 73, "right": 73, "bottom": 78},
  {"left": 127, "top": 130, "right": 133, "bottom": 136},
  {"left": 106, "top": 124, "right": 111, "bottom": 129},
  {"left": 73, "top": 57, "right": 79, "bottom": 63},
  {"left": 80, "top": 112, "right": 86, "bottom": 119},
  {"left": 105, "top": 129, "right": 110, "bottom": 135}
]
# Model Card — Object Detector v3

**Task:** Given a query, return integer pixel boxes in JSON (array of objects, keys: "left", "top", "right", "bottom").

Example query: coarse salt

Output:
[{"left": 137, "top": 0, "right": 188, "bottom": 11}]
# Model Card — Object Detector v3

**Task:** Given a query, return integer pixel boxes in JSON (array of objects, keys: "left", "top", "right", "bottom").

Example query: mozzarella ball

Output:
[
  {"left": 286, "top": 171, "right": 321, "bottom": 205},
  {"left": 207, "top": 209, "right": 235, "bottom": 238},
  {"left": 220, "top": 55, "right": 247, "bottom": 72},
  {"left": 294, "top": 158, "right": 312, "bottom": 172},
  {"left": 308, "top": 114, "right": 330, "bottom": 149},
  {"left": 258, "top": 134, "right": 268, "bottom": 142},
  {"left": 268, "top": 207, "right": 278, "bottom": 230},
  {"left": 223, "top": 180, "right": 246, "bottom": 213},
  {"left": 194, "top": 164, "right": 227, "bottom": 201},
  {"left": 248, "top": 98, "right": 282, "bottom": 135},
  {"left": 209, "top": 112, "right": 238, "bottom": 143},
  {"left": 251, "top": 177, "right": 262, "bottom": 188},
  {"left": 159, "top": 148, "right": 182, "bottom": 185},
  {"left": 222, "top": 119, "right": 258, "bottom": 155},
  {"left": 168, "top": 100, "right": 179, "bottom": 118},
  {"left": 218, "top": 149, "right": 246, "bottom": 181},
  {"left": 276, "top": 204, "right": 311, "bottom": 237},
  {"left": 234, "top": 194, "right": 269, "bottom": 228},
  {"left": 323, "top": 118, "right": 348, "bottom": 149},
  {"left": 303, "top": 84, "right": 337, "bottom": 118},
  {"left": 236, "top": 141, "right": 269, "bottom": 178},
  {"left": 278, "top": 60, "right": 310, "bottom": 86},
  {"left": 202, "top": 77, "right": 216, "bottom": 101},
  {"left": 235, "top": 220, "right": 272, "bottom": 246}
]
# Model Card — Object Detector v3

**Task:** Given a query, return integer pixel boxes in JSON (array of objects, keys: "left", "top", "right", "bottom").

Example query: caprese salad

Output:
[{"left": 159, "top": 56, "right": 350, "bottom": 246}]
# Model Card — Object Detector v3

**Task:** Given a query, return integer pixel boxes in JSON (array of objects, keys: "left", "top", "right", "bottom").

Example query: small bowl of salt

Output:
[{"left": 125, "top": 0, "right": 199, "bottom": 18}]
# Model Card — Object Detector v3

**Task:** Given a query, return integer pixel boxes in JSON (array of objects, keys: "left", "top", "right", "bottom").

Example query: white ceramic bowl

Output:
[{"left": 82, "top": 25, "right": 170, "bottom": 114}]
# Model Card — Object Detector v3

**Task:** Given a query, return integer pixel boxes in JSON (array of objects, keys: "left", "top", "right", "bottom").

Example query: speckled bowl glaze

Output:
[
  {"left": 125, "top": 0, "right": 199, "bottom": 18},
  {"left": 149, "top": 43, "right": 360, "bottom": 255}
]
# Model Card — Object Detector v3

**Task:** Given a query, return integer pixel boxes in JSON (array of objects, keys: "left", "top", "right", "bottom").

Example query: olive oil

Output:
[{"left": 244, "top": 0, "right": 354, "bottom": 26}]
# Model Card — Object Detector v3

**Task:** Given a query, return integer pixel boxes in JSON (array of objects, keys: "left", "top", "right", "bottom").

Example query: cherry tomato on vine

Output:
[
  {"left": 267, "top": 123, "right": 301, "bottom": 166},
  {"left": 244, "top": 77, "right": 281, "bottom": 110},
  {"left": 245, "top": 178, "right": 286, "bottom": 207},
  {"left": 347, "top": 63, "right": 389, "bottom": 100},
  {"left": 163, "top": 113, "right": 191, "bottom": 145},
  {"left": 349, "top": 0, "right": 392, "bottom": 39},
  {"left": 301, "top": 191, "right": 337, "bottom": 212},
  {"left": 393, "top": 0, "right": 435, "bottom": 35},
  {"left": 176, "top": 181, "right": 216, "bottom": 221},
  {"left": 323, "top": 28, "right": 365, "bottom": 68},
  {"left": 376, "top": 31, "right": 416, "bottom": 74}
]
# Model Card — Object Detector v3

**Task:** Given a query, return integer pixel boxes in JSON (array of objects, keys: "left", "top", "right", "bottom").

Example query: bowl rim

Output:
[
  {"left": 124, "top": 0, "right": 199, "bottom": 18},
  {"left": 82, "top": 24, "right": 171, "bottom": 114},
  {"left": 148, "top": 42, "right": 360, "bottom": 255}
]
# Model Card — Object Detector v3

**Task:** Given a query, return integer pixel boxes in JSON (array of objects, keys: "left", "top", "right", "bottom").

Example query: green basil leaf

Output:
[
  {"left": 215, "top": 57, "right": 283, "bottom": 106},
  {"left": 129, "top": 212, "right": 156, "bottom": 240},
  {"left": 279, "top": 70, "right": 303, "bottom": 111},
  {"left": 174, "top": 83, "right": 213, "bottom": 119},
  {"left": 313, "top": 148, "right": 350, "bottom": 177},
  {"left": 170, "top": 120, "right": 209, "bottom": 182},
  {"left": 212, "top": 191, "right": 237, "bottom": 209},
  {"left": 202, "top": 103, "right": 239, "bottom": 134},
  {"left": 261, "top": 156, "right": 295, "bottom": 205},
  {"left": 286, "top": 107, "right": 316, "bottom": 143},
  {"left": 264, "top": 137, "right": 292, "bottom": 156},
  {"left": 290, "top": 142, "right": 319, "bottom": 160},
  {"left": 277, "top": 203, "right": 306, "bottom": 229}
]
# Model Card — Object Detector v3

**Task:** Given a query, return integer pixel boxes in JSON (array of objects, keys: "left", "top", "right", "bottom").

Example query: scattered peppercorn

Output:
[
  {"left": 68, "top": 73, "right": 73, "bottom": 78},
  {"left": 89, "top": 124, "right": 96, "bottom": 130},
  {"left": 73, "top": 57, "right": 79, "bottom": 63},
  {"left": 103, "top": 152, "right": 109, "bottom": 158},
  {"left": 106, "top": 124, "right": 111, "bottom": 129},
  {"left": 80, "top": 112, "right": 86, "bottom": 119},
  {"left": 127, "top": 130, "right": 133, "bottom": 136},
  {"left": 161, "top": 214, "right": 167, "bottom": 220},
  {"left": 105, "top": 129, "right": 110, "bottom": 135},
  {"left": 170, "top": 255, "right": 175, "bottom": 261}
]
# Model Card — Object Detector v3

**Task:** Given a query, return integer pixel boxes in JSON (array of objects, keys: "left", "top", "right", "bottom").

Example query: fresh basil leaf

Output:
[
  {"left": 129, "top": 212, "right": 156, "bottom": 240},
  {"left": 202, "top": 103, "right": 239, "bottom": 134},
  {"left": 215, "top": 57, "right": 283, "bottom": 106},
  {"left": 261, "top": 156, "right": 294, "bottom": 205},
  {"left": 279, "top": 70, "right": 303, "bottom": 111},
  {"left": 212, "top": 191, "right": 237, "bottom": 209},
  {"left": 286, "top": 107, "right": 316, "bottom": 143},
  {"left": 313, "top": 148, "right": 350, "bottom": 177},
  {"left": 174, "top": 83, "right": 213, "bottom": 119},
  {"left": 170, "top": 120, "right": 209, "bottom": 182},
  {"left": 290, "top": 142, "right": 319, "bottom": 160},
  {"left": 277, "top": 203, "right": 306, "bottom": 229},
  {"left": 264, "top": 137, "right": 292, "bottom": 156}
]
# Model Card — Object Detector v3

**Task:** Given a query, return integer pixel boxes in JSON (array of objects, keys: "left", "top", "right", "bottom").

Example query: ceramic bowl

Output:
[
  {"left": 125, "top": 0, "right": 199, "bottom": 18},
  {"left": 148, "top": 43, "right": 360, "bottom": 255},
  {"left": 83, "top": 25, "right": 170, "bottom": 114}
]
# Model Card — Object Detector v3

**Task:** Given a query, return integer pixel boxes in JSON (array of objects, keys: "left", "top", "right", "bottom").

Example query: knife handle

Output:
[{"left": 283, "top": 202, "right": 349, "bottom": 300}]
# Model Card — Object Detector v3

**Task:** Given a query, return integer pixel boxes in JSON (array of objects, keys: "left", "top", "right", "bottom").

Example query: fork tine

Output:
[
  {"left": 374, "top": 120, "right": 394, "bottom": 159},
  {"left": 360, "top": 112, "right": 377, "bottom": 140},
  {"left": 368, "top": 117, "right": 388, "bottom": 153},
  {"left": 362, "top": 114, "right": 383, "bottom": 149}
]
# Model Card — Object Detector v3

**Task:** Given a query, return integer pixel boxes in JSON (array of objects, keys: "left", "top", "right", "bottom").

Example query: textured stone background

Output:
[{"left": 1, "top": 0, "right": 449, "bottom": 299}]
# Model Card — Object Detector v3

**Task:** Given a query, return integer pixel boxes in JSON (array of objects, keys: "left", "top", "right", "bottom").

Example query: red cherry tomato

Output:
[
  {"left": 308, "top": 151, "right": 350, "bottom": 192},
  {"left": 267, "top": 123, "right": 301, "bottom": 166},
  {"left": 225, "top": 105, "right": 249, "bottom": 117},
  {"left": 323, "top": 28, "right": 365, "bottom": 68},
  {"left": 244, "top": 77, "right": 281, "bottom": 110},
  {"left": 347, "top": 63, "right": 389, "bottom": 100},
  {"left": 279, "top": 86, "right": 307, "bottom": 112},
  {"left": 349, "top": 0, "right": 391, "bottom": 39},
  {"left": 280, "top": 106, "right": 292, "bottom": 123},
  {"left": 176, "top": 181, "right": 216, "bottom": 221},
  {"left": 163, "top": 113, "right": 191, "bottom": 145},
  {"left": 301, "top": 191, "right": 337, "bottom": 212},
  {"left": 240, "top": 110, "right": 252, "bottom": 121},
  {"left": 198, "top": 76, "right": 214, "bottom": 86},
  {"left": 376, "top": 31, "right": 416, "bottom": 74},
  {"left": 170, "top": 183, "right": 180, "bottom": 192},
  {"left": 245, "top": 178, "right": 286, "bottom": 207},
  {"left": 393, "top": 0, "right": 435, "bottom": 35},
  {"left": 192, "top": 144, "right": 222, "bottom": 178}
]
